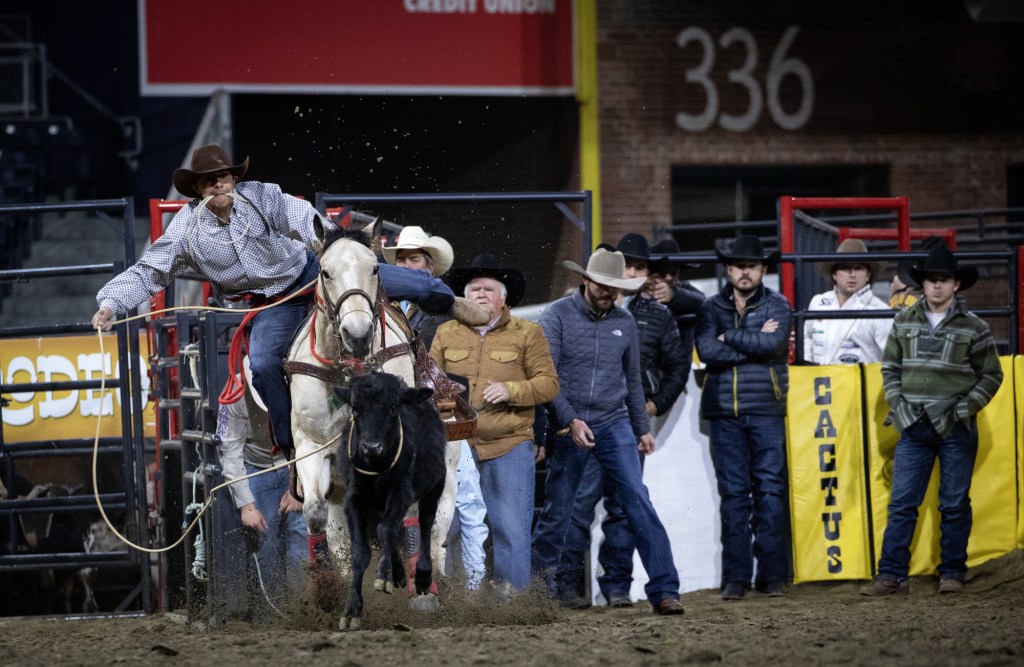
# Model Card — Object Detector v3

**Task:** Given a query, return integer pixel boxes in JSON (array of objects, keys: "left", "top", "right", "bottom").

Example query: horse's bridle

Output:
[{"left": 314, "top": 269, "right": 388, "bottom": 370}]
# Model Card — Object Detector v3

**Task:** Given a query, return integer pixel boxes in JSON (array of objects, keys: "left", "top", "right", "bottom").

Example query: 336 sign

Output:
[{"left": 675, "top": 26, "right": 814, "bottom": 132}]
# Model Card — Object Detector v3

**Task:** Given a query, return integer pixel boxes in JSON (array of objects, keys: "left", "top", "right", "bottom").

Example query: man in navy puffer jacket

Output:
[
  {"left": 695, "top": 235, "right": 792, "bottom": 601},
  {"left": 532, "top": 249, "right": 685, "bottom": 616}
]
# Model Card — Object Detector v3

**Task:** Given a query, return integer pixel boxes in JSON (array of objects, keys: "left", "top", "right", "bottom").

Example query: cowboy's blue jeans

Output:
[
  {"left": 877, "top": 417, "right": 978, "bottom": 582},
  {"left": 708, "top": 415, "right": 789, "bottom": 589},
  {"left": 476, "top": 440, "right": 536, "bottom": 590},
  {"left": 561, "top": 451, "right": 644, "bottom": 599},
  {"left": 248, "top": 254, "right": 454, "bottom": 451},
  {"left": 245, "top": 461, "right": 308, "bottom": 602},
  {"left": 532, "top": 418, "right": 679, "bottom": 605}
]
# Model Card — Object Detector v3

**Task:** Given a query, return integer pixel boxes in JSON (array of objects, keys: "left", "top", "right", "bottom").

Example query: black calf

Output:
[{"left": 333, "top": 372, "right": 446, "bottom": 629}]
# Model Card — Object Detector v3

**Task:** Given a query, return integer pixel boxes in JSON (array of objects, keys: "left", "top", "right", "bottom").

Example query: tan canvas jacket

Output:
[{"left": 430, "top": 307, "right": 559, "bottom": 460}]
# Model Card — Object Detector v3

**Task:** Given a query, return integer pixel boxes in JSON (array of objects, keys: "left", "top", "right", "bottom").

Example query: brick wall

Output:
[{"left": 596, "top": 0, "right": 1024, "bottom": 247}]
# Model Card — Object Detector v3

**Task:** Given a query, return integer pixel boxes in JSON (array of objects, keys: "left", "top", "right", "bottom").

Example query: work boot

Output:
[
  {"left": 606, "top": 592, "right": 634, "bottom": 608},
  {"left": 653, "top": 597, "right": 685, "bottom": 615},
  {"left": 859, "top": 576, "right": 909, "bottom": 596},
  {"left": 938, "top": 578, "right": 965, "bottom": 595},
  {"left": 452, "top": 297, "right": 491, "bottom": 326},
  {"left": 721, "top": 581, "right": 746, "bottom": 600},
  {"left": 763, "top": 581, "right": 788, "bottom": 597}
]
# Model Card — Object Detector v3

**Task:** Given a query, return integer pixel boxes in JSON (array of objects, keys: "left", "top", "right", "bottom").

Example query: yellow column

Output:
[{"left": 576, "top": 0, "right": 601, "bottom": 249}]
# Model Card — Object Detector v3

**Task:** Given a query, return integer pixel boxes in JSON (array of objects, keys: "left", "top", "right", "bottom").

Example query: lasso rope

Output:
[{"left": 91, "top": 290, "right": 337, "bottom": 555}]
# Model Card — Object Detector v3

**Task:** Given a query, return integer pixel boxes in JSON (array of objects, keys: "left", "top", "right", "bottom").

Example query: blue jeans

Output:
[
  {"left": 563, "top": 451, "right": 644, "bottom": 599},
  {"left": 532, "top": 419, "right": 679, "bottom": 605},
  {"left": 248, "top": 254, "right": 454, "bottom": 451},
  {"left": 708, "top": 415, "right": 789, "bottom": 589},
  {"left": 245, "top": 462, "right": 309, "bottom": 602},
  {"left": 450, "top": 440, "right": 488, "bottom": 589},
  {"left": 477, "top": 440, "right": 536, "bottom": 590},
  {"left": 877, "top": 417, "right": 978, "bottom": 582}
]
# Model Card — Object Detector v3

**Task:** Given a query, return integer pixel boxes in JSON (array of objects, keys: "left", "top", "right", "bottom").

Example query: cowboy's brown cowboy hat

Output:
[
  {"left": 172, "top": 144, "right": 250, "bottom": 198},
  {"left": 816, "top": 238, "right": 884, "bottom": 281},
  {"left": 907, "top": 244, "right": 979, "bottom": 291},
  {"left": 714, "top": 235, "right": 781, "bottom": 269}
]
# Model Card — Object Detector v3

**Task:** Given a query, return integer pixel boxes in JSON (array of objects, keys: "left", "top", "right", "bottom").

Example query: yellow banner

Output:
[
  {"left": 786, "top": 365, "right": 872, "bottom": 582},
  {"left": 865, "top": 356, "right": 1017, "bottom": 575},
  {"left": 1018, "top": 356, "right": 1024, "bottom": 551},
  {"left": 1, "top": 334, "right": 156, "bottom": 441}
]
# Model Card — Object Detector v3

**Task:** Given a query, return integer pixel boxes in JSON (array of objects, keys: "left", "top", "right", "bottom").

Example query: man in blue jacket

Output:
[
  {"left": 531, "top": 248, "right": 684, "bottom": 616},
  {"left": 561, "top": 233, "right": 688, "bottom": 608},
  {"left": 695, "top": 235, "right": 792, "bottom": 601}
]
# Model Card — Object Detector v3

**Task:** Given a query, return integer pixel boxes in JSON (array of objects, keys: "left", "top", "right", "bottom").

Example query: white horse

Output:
[{"left": 286, "top": 215, "right": 458, "bottom": 609}]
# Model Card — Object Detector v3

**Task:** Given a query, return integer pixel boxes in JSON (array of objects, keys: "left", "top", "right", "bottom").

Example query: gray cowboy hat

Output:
[
  {"left": 907, "top": 244, "right": 979, "bottom": 291},
  {"left": 816, "top": 238, "right": 885, "bottom": 281},
  {"left": 714, "top": 235, "right": 781, "bottom": 269},
  {"left": 450, "top": 254, "right": 526, "bottom": 307},
  {"left": 563, "top": 248, "right": 647, "bottom": 291},
  {"left": 172, "top": 144, "right": 250, "bottom": 198},
  {"left": 896, "top": 236, "right": 948, "bottom": 288}
]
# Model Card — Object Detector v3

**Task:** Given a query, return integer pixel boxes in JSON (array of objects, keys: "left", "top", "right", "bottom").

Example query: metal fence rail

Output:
[{"left": 0, "top": 198, "right": 152, "bottom": 614}]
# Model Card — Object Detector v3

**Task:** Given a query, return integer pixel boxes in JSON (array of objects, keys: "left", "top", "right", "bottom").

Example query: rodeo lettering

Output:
[
  {"left": 814, "top": 376, "right": 842, "bottom": 573},
  {"left": 1, "top": 352, "right": 150, "bottom": 427}
]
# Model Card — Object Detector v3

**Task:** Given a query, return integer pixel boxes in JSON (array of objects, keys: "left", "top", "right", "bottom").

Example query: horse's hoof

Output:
[
  {"left": 409, "top": 593, "right": 440, "bottom": 612},
  {"left": 340, "top": 616, "right": 362, "bottom": 631},
  {"left": 373, "top": 578, "right": 396, "bottom": 594}
]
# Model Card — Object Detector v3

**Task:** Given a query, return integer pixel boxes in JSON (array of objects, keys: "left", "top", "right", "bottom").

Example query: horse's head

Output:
[{"left": 315, "top": 215, "right": 384, "bottom": 359}]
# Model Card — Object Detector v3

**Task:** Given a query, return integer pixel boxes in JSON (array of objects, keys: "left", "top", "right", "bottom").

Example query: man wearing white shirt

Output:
[{"left": 803, "top": 239, "right": 893, "bottom": 365}]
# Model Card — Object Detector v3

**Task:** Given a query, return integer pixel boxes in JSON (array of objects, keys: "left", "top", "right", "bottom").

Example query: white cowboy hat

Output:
[
  {"left": 562, "top": 248, "right": 647, "bottom": 291},
  {"left": 242, "top": 355, "right": 268, "bottom": 413},
  {"left": 381, "top": 226, "right": 454, "bottom": 276}
]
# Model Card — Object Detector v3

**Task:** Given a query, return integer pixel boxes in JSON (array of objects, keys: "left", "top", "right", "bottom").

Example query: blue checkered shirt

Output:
[{"left": 97, "top": 181, "right": 329, "bottom": 313}]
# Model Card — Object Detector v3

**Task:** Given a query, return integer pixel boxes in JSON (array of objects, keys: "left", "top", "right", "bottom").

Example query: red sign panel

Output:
[{"left": 140, "top": 0, "right": 575, "bottom": 96}]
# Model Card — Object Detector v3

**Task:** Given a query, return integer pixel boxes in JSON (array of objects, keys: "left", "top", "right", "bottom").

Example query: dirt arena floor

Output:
[{"left": 3, "top": 550, "right": 1023, "bottom": 666}]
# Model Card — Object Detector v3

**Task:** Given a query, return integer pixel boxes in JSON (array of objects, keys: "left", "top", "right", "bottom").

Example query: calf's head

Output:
[{"left": 334, "top": 373, "right": 434, "bottom": 468}]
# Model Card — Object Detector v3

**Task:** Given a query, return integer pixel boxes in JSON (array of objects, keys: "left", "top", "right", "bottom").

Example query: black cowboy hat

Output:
[
  {"left": 449, "top": 254, "right": 527, "bottom": 307},
  {"left": 616, "top": 233, "right": 651, "bottom": 261},
  {"left": 649, "top": 238, "right": 699, "bottom": 273},
  {"left": 595, "top": 242, "right": 617, "bottom": 252},
  {"left": 714, "top": 235, "right": 781, "bottom": 268},
  {"left": 907, "top": 244, "right": 978, "bottom": 291},
  {"left": 172, "top": 144, "right": 250, "bottom": 198},
  {"left": 896, "top": 236, "right": 948, "bottom": 288}
]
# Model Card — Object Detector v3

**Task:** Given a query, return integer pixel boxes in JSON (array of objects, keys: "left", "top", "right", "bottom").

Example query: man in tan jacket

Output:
[{"left": 430, "top": 254, "right": 559, "bottom": 593}]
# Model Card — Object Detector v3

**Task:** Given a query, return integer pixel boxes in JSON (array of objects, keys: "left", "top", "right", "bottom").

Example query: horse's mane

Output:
[{"left": 321, "top": 223, "right": 373, "bottom": 256}]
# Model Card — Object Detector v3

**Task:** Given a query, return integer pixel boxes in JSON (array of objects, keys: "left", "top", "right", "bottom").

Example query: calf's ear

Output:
[
  {"left": 333, "top": 385, "right": 352, "bottom": 404},
  {"left": 401, "top": 387, "right": 435, "bottom": 405}
]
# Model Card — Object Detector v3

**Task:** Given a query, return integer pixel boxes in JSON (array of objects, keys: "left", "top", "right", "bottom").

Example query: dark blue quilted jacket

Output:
[
  {"left": 694, "top": 283, "right": 792, "bottom": 419},
  {"left": 540, "top": 289, "right": 650, "bottom": 436}
]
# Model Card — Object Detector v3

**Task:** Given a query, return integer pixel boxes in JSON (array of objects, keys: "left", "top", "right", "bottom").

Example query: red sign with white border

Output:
[{"left": 139, "top": 0, "right": 575, "bottom": 96}]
